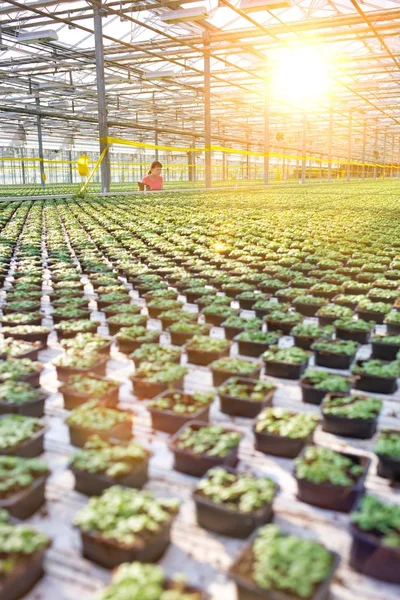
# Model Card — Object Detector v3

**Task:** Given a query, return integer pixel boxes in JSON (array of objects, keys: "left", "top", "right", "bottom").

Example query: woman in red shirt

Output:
[{"left": 142, "top": 161, "right": 163, "bottom": 191}]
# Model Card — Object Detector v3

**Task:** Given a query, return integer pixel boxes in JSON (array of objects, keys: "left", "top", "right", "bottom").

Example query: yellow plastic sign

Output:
[{"left": 77, "top": 155, "right": 89, "bottom": 176}]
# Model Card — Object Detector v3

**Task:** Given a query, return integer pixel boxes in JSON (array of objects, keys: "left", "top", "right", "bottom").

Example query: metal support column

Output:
[
  {"left": 222, "top": 147, "right": 226, "bottom": 181},
  {"left": 20, "top": 147, "right": 26, "bottom": 185},
  {"left": 347, "top": 111, "right": 352, "bottom": 182},
  {"left": 327, "top": 104, "right": 333, "bottom": 183},
  {"left": 383, "top": 130, "right": 387, "bottom": 179},
  {"left": 35, "top": 94, "right": 46, "bottom": 187},
  {"left": 68, "top": 150, "right": 73, "bottom": 184},
  {"left": 263, "top": 80, "right": 270, "bottom": 185},
  {"left": 373, "top": 124, "right": 378, "bottom": 180},
  {"left": 301, "top": 112, "right": 307, "bottom": 184},
  {"left": 94, "top": 0, "right": 111, "bottom": 193},
  {"left": 204, "top": 31, "right": 212, "bottom": 188},
  {"left": 391, "top": 135, "right": 395, "bottom": 178},
  {"left": 155, "top": 119, "right": 159, "bottom": 161},
  {"left": 362, "top": 120, "right": 367, "bottom": 180}
]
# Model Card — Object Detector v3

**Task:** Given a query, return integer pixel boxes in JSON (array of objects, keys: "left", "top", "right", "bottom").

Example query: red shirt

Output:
[{"left": 142, "top": 175, "right": 163, "bottom": 190}]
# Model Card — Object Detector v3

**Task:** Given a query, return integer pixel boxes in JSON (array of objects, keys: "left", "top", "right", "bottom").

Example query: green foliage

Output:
[
  {"left": 262, "top": 345, "right": 309, "bottom": 365},
  {"left": 372, "top": 333, "right": 400, "bottom": 345},
  {"left": 236, "top": 329, "right": 280, "bottom": 344},
  {"left": 134, "top": 362, "right": 187, "bottom": 384},
  {"left": 67, "top": 400, "right": 131, "bottom": 431},
  {"left": 295, "top": 446, "right": 364, "bottom": 486},
  {"left": 185, "top": 335, "right": 229, "bottom": 353},
  {"left": 196, "top": 467, "right": 276, "bottom": 513},
  {"left": 316, "top": 303, "right": 353, "bottom": 318},
  {"left": 148, "top": 391, "right": 214, "bottom": 415},
  {"left": 312, "top": 339, "right": 358, "bottom": 357},
  {"left": 375, "top": 430, "right": 400, "bottom": 458},
  {"left": 130, "top": 343, "right": 181, "bottom": 365},
  {"left": 252, "top": 524, "right": 332, "bottom": 598},
  {"left": 175, "top": 424, "right": 241, "bottom": 457},
  {"left": 352, "top": 359, "right": 400, "bottom": 378},
  {"left": 322, "top": 394, "right": 382, "bottom": 420},
  {"left": 219, "top": 377, "right": 275, "bottom": 401},
  {"left": 255, "top": 408, "right": 318, "bottom": 439},
  {"left": 301, "top": 369, "right": 351, "bottom": 393},
  {"left": 117, "top": 326, "right": 157, "bottom": 342},
  {"left": 0, "top": 519, "right": 50, "bottom": 569},
  {"left": 334, "top": 318, "right": 375, "bottom": 332},
  {"left": 357, "top": 299, "right": 392, "bottom": 314},
  {"left": 266, "top": 310, "right": 302, "bottom": 324},
  {"left": 210, "top": 356, "right": 260, "bottom": 375},
  {"left": 0, "top": 456, "right": 49, "bottom": 498},
  {"left": 0, "top": 415, "right": 42, "bottom": 450},
  {"left": 291, "top": 323, "right": 333, "bottom": 338},
  {"left": 351, "top": 495, "right": 400, "bottom": 547},
  {"left": 55, "top": 350, "right": 103, "bottom": 369},
  {"left": 0, "top": 358, "right": 42, "bottom": 381},
  {"left": 0, "top": 381, "right": 41, "bottom": 405},
  {"left": 62, "top": 375, "right": 117, "bottom": 396},
  {"left": 168, "top": 321, "right": 210, "bottom": 335}
]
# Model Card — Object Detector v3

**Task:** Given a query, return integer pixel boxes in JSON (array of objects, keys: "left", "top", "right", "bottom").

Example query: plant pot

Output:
[
  {"left": 356, "top": 309, "right": 386, "bottom": 325},
  {"left": 371, "top": 339, "right": 400, "bottom": 361},
  {"left": 0, "top": 424, "right": 46, "bottom": 458},
  {"left": 314, "top": 349, "right": 354, "bottom": 370},
  {"left": 292, "top": 300, "right": 323, "bottom": 317},
  {"left": 2, "top": 304, "right": 41, "bottom": 315},
  {"left": 68, "top": 419, "right": 132, "bottom": 448},
  {"left": 0, "top": 316, "right": 42, "bottom": 328},
  {"left": 132, "top": 377, "right": 183, "bottom": 400},
  {"left": 321, "top": 396, "right": 378, "bottom": 439},
  {"left": 263, "top": 360, "right": 307, "bottom": 380},
  {"left": 211, "top": 365, "right": 261, "bottom": 387},
  {"left": 300, "top": 382, "right": 348, "bottom": 406},
  {"left": 353, "top": 373, "right": 397, "bottom": 395},
  {"left": 295, "top": 451, "right": 370, "bottom": 512},
  {"left": 117, "top": 334, "right": 158, "bottom": 355},
  {"left": 219, "top": 377, "right": 274, "bottom": 418},
  {"left": 265, "top": 318, "right": 295, "bottom": 335},
  {"left": 376, "top": 452, "right": 400, "bottom": 482},
  {"left": 0, "top": 475, "right": 48, "bottom": 519},
  {"left": 56, "top": 356, "right": 108, "bottom": 382},
  {"left": 194, "top": 475, "right": 276, "bottom": 539},
  {"left": 56, "top": 322, "right": 98, "bottom": 339},
  {"left": 80, "top": 519, "right": 173, "bottom": 569},
  {"left": 0, "top": 550, "right": 46, "bottom": 600},
  {"left": 170, "top": 421, "right": 240, "bottom": 477},
  {"left": 254, "top": 427, "right": 313, "bottom": 459},
  {"left": 186, "top": 347, "right": 229, "bottom": 367},
  {"left": 292, "top": 334, "right": 317, "bottom": 350},
  {"left": 71, "top": 462, "right": 148, "bottom": 496},
  {"left": 335, "top": 327, "right": 371, "bottom": 344},
  {"left": 148, "top": 391, "right": 210, "bottom": 434},
  {"left": 60, "top": 378, "right": 119, "bottom": 410},
  {"left": 316, "top": 313, "right": 338, "bottom": 327},
  {"left": 386, "top": 322, "right": 400, "bottom": 335},
  {"left": 235, "top": 337, "right": 272, "bottom": 358},
  {"left": 229, "top": 538, "right": 340, "bottom": 600},
  {"left": 0, "top": 391, "right": 47, "bottom": 418},
  {"left": 2, "top": 329, "right": 49, "bottom": 345},
  {"left": 52, "top": 310, "right": 91, "bottom": 324},
  {"left": 349, "top": 524, "right": 400, "bottom": 584},
  {"left": 168, "top": 330, "right": 196, "bottom": 346}
]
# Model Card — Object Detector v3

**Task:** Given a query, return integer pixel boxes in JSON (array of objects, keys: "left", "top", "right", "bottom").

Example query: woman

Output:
[{"left": 142, "top": 161, "right": 163, "bottom": 191}]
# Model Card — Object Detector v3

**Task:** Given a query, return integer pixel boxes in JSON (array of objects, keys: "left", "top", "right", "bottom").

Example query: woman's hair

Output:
[{"left": 148, "top": 161, "right": 162, "bottom": 175}]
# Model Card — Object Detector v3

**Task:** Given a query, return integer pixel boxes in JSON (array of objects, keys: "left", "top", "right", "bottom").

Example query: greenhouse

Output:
[{"left": 0, "top": 1, "right": 400, "bottom": 600}]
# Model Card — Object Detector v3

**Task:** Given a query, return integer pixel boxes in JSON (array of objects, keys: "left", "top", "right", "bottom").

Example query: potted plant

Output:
[
  {"left": 0, "top": 358, "right": 43, "bottom": 388},
  {"left": 99, "top": 562, "right": 208, "bottom": 599},
  {"left": 3, "top": 300, "right": 41, "bottom": 315},
  {"left": 254, "top": 408, "right": 318, "bottom": 458},
  {"left": 66, "top": 400, "right": 133, "bottom": 447},
  {"left": 0, "top": 339, "right": 43, "bottom": 362},
  {"left": 0, "top": 456, "right": 49, "bottom": 519},
  {"left": 384, "top": 311, "right": 400, "bottom": 335},
  {"left": 252, "top": 299, "right": 284, "bottom": 319},
  {"left": 218, "top": 377, "right": 276, "bottom": 418},
  {"left": 294, "top": 445, "right": 370, "bottom": 512},
  {"left": 158, "top": 308, "right": 198, "bottom": 330},
  {"left": 371, "top": 333, "right": 400, "bottom": 361},
  {"left": 97, "top": 291, "right": 131, "bottom": 309},
  {"left": 170, "top": 422, "right": 242, "bottom": 477},
  {"left": 332, "top": 293, "right": 366, "bottom": 309},
  {"left": 229, "top": 524, "right": 339, "bottom": 600},
  {"left": 59, "top": 375, "right": 119, "bottom": 410},
  {"left": 210, "top": 356, "right": 261, "bottom": 386},
  {"left": 367, "top": 287, "right": 399, "bottom": 303},
  {"left": 195, "top": 294, "right": 231, "bottom": 311},
  {"left": 290, "top": 323, "right": 333, "bottom": 350},
  {"left": 103, "top": 302, "right": 141, "bottom": 317},
  {"left": 69, "top": 435, "right": 150, "bottom": 496},
  {"left": 54, "top": 350, "right": 108, "bottom": 381},
  {"left": 292, "top": 294, "right": 328, "bottom": 317},
  {"left": 0, "top": 382, "right": 47, "bottom": 418},
  {"left": 146, "top": 298, "right": 182, "bottom": 319},
  {"left": 333, "top": 318, "right": 375, "bottom": 344},
  {"left": 264, "top": 310, "right": 302, "bottom": 335},
  {"left": 148, "top": 390, "right": 214, "bottom": 433},
  {"left": 201, "top": 304, "right": 238, "bottom": 327},
  {"left": 312, "top": 339, "right": 358, "bottom": 370},
  {"left": 0, "top": 415, "right": 46, "bottom": 458},
  {"left": 352, "top": 359, "right": 399, "bottom": 394},
  {"left": 262, "top": 346, "right": 309, "bottom": 379},
  {"left": 350, "top": 494, "right": 400, "bottom": 584},
  {"left": 0, "top": 312, "right": 43, "bottom": 328},
  {"left": 52, "top": 305, "right": 90, "bottom": 324},
  {"left": 236, "top": 291, "right": 268, "bottom": 310},
  {"left": 167, "top": 321, "right": 212, "bottom": 346},
  {"left": 60, "top": 332, "right": 112, "bottom": 356},
  {"left": 235, "top": 329, "right": 281, "bottom": 358},
  {"left": 356, "top": 299, "right": 392, "bottom": 324},
  {"left": 74, "top": 485, "right": 179, "bottom": 568},
  {"left": 55, "top": 319, "right": 98, "bottom": 339},
  {"left": 374, "top": 429, "right": 400, "bottom": 481},
  {"left": 116, "top": 326, "right": 158, "bottom": 354},
  {"left": 0, "top": 511, "right": 51, "bottom": 600},
  {"left": 131, "top": 361, "right": 187, "bottom": 400},
  {"left": 186, "top": 335, "right": 230, "bottom": 366},
  {"left": 130, "top": 343, "right": 181, "bottom": 367},
  {"left": 194, "top": 467, "right": 277, "bottom": 538},
  {"left": 1, "top": 325, "right": 50, "bottom": 345},
  {"left": 300, "top": 369, "right": 352, "bottom": 405},
  {"left": 315, "top": 303, "right": 353, "bottom": 326},
  {"left": 221, "top": 316, "right": 261, "bottom": 341},
  {"left": 321, "top": 393, "right": 382, "bottom": 439},
  {"left": 107, "top": 313, "right": 147, "bottom": 335}
]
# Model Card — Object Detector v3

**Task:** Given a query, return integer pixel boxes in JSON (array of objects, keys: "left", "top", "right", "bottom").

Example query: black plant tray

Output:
[
  {"left": 316, "top": 313, "right": 337, "bottom": 327},
  {"left": 0, "top": 550, "right": 46, "bottom": 600},
  {"left": 132, "top": 377, "right": 183, "bottom": 401},
  {"left": 295, "top": 449, "right": 370, "bottom": 512},
  {"left": 376, "top": 451, "right": 400, "bottom": 482},
  {"left": 371, "top": 339, "right": 400, "bottom": 361},
  {"left": 186, "top": 347, "right": 229, "bottom": 367},
  {"left": 60, "top": 378, "right": 119, "bottom": 410},
  {"left": 0, "top": 424, "right": 46, "bottom": 458},
  {"left": 386, "top": 322, "right": 400, "bottom": 335},
  {"left": 264, "top": 360, "right": 307, "bottom": 380},
  {"left": 353, "top": 373, "right": 397, "bottom": 395},
  {"left": 356, "top": 308, "right": 386, "bottom": 325},
  {"left": 68, "top": 419, "right": 132, "bottom": 448},
  {"left": 229, "top": 536, "right": 340, "bottom": 600},
  {"left": 203, "top": 312, "right": 232, "bottom": 327},
  {"left": 292, "top": 334, "right": 317, "bottom": 351},
  {"left": 321, "top": 399, "right": 378, "bottom": 439},
  {"left": 170, "top": 421, "right": 241, "bottom": 477},
  {"left": 349, "top": 524, "right": 400, "bottom": 584},
  {"left": 265, "top": 318, "right": 295, "bottom": 335},
  {"left": 56, "top": 357, "right": 108, "bottom": 382},
  {"left": 219, "top": 377, "right": 274, "bottom": 418},
  {"left": 0, "top": 391, "right": 47, "bottom": 418},
  {"left": 335, "top": 327, "right": 370, "bottom": 345},
  {"left": 292, "top": 301, "right": 323, "bottom": 317},
  {"left": 80, "top": 519, "right": 173, "bottom": 569},
  {"left": 211, "top": 365, "right": 261, "bottom": 387},
  {"left": 254, "top": 427, "right": 313, "bottom": 459},
  {"left": 149, "top": 391, "right": 210, "bottom": 434},
  {"left": 0, "top": 475, "right": 48, "bottom": 519},
  {"left": 194, "top": 471, "right": 276, "bottom": 539},
  {"left": 300, "top": 382, "right": 348, "bottom": 406},
  {"left": 235, "top": 337, "right": 272, "bottom": 358},
  {"left": 314, "top": 349, "right": 354, "bottom": 370},
  {"left": 71, "top": 462, "right": 148, "bottom": 496}
]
